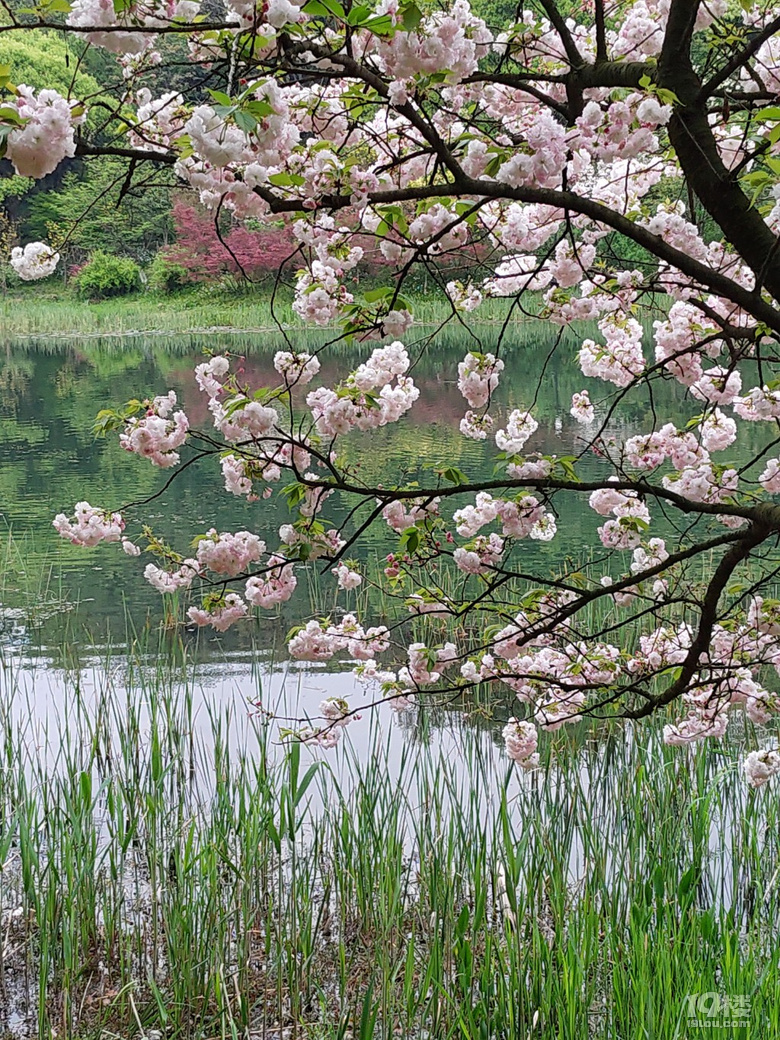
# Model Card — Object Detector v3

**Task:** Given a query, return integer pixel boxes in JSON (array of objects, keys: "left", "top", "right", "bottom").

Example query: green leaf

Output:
[
  {"left": 484, "top": 153, "right": 504, "bottom": 178},
  {"left": 678, "top": 864, "right": 698, "bottom": 899},
  {"left": 440, "top": 466, "right": 468, "bottom": 485},
  {"left": 0, "top": 106, "right": 24, "bottom": 126},
  {"left": 358, "top": 982, "right": 379, "bottom": 1040},
  {"left": 92, "top": 409, "right": 121, "bottom": 436},
  {"left": 400, "top": 1, "right": 422, "bottom": 30},
  {"left": 361, "top": 13, "right": 394, "bottom": 33},
  {"left": 231, "top": 109, "right": 255, "bottom": 133},
  {"left": 207, "top": 89, "right": 234, "bottom": 107},
  {"left": 655, "top": 88, "right": 679, "bottom": 106},
  {"left": 346, "top": 3, "right": 370, "bottom": 24},
  {"left": 653, "top": 863, "right": 665, "bottom": 902},
  {"left": 294, "top": 762, "right": 321, "bottom": 808},
  {"left": 303, "top": 0, "right": 346, "bottom": 16},
  {"left": 244, "top": 99, "right": 274, "bottom": 118},
  {"left": 173, "top": 133, "right": 194, "bottom": 160},
  {"left": 267, "top": 171, "right": 305, "bottom": 187},
  {"left": 283, "top": 482, "right": 307, "bottom": 508},
  {"left": 399, "top": 527, "right": 420, "bottom": 554},
  {"left": 363, "top": 286, "right": 394, "bottom": 303},
  {"left": 265, "top": 816, "right": 281, "bottom": 854}
]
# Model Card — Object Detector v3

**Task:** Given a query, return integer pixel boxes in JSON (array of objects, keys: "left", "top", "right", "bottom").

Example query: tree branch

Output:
[
  {"left": 698, "top": 14, "right": 780, "bottom": 102},
  {"left": 626, "top": 521, "right": 770, "bottom": 718}
]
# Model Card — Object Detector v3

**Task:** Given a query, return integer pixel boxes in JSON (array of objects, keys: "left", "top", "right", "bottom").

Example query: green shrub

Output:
[
  {"left": 147, "top": 251, "right": 191, "bottom": 294},
  {"left": 76, "top": 251, "right": 141, "bottom": 300}
]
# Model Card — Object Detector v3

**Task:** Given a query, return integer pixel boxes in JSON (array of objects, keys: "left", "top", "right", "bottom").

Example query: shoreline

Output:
[{"left": 0, "top": 290, "right": 528, "bottom": 338}]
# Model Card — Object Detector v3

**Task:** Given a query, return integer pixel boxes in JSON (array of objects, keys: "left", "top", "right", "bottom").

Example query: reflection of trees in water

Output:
[
  {"left": 54, "top": 359, "right": 79, "bottom": 400},
  {"left": 0, "top": 351, "right": 34, "bottom": 410},
  {"left": 1, "top": 332, "right": 778, "bottom": 664},
  {"left": 394, "top": 686, "right": 513, "bottom": 746},
  {"left": 0, "top": 607, "right": 32, "bottom": 651}
]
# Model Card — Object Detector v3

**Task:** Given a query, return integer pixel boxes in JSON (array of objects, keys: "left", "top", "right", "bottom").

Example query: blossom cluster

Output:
[
  {"left": 67, "top": 0, "right": 200, "bottom": 54},
  {"left": 10, "top": 242, "right": 60, "bottom": 281},
  {"left": 453, "top": 491, "right": 556, "bottom": 543},
  {"left": 502, "top": 719, "right": 539, "bottom": 769},
  {"left": 53, "top": 502, "right": 124, "bottom": 547},
  {"left": 288, "top": 614, "right": 390, "bottom": 662},
  {"left": 119, "top": 391, "right": 189, "bottom": 468},
  {"left": 457, "top": 352, "right": 504, "bottom": 410},
  {"left": 5, "top": 85, "right": 85, "bottom": 179},
  {"left": 297, "top": 697, "right": 358, "bottom": 750},
  {"left": 306, "top": 341, "right": 418, "bottom": 436}
]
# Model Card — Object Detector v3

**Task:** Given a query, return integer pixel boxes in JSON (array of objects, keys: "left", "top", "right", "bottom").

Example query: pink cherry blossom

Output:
[
  {"left": 53, "top": 503, "right": 124, "bottom": 547},
  {"left": 145, "top": 559, "right": 200, "bottom": 594},
  {"left": 288, "top": 620, "right": 337, "bottom": 661},
  {"left": 195, "top": 529, "right": 265, "bottom": 577},
  {"left": 744, "top": 749, "right": 780, "bottom": 789},
  {"left": 5, "top": 86, "right": 84, "bottom": 178},
  {"left": 570, "top": 391, "right": 595, "bottom": 424},
  {"left": 120, "top": 392, "right": 189, "bottom": 468},
  {"left": 459, "top": 410, "right": 494, "bottom": 440},
  {"left": 274, "top": 351, "right": 321, "bottom": 385},
  {"left": 333, "top": 562, "right": 362, "bottom": 589},
  {"left": 457, "top": 352, "right": 504, "bottom": 408},
  {"left": 502, "top": 718, "right": 539, "bottom": 768},
  {"left": 187, "top": 594, "right": 249, "bottom": 632},
  {"left": 495, "top": 410, "right": 538, "bottom": 454},
  {"left": 245, "top": 555, "right": 297, "bottom": 607}
]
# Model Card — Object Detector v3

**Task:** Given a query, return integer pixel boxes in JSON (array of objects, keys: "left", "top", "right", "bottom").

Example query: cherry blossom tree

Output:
[{"left": 9, "top": 0, "right": 780, "bottom": 783}]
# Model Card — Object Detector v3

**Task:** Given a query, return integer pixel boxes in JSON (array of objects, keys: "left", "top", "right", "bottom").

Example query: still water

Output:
[
  {"left": 0, "top": 327, "right": 601, "bottom": 648},
  {"left": 0, "top": 324, "right": 773, "bottom": 722}
]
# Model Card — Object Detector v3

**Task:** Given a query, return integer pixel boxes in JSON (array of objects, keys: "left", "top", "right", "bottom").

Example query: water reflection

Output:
[
  {"left": 4, "top": 329, "right": 772, "bottom": 649},
  {"left": 0, "top": 327, "right": 776, "bottom": 742}
]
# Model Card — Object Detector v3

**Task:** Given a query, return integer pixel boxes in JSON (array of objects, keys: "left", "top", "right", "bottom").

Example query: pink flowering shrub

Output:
[{"left": 159, "top": 200, "right": 297, "bottom": 284}]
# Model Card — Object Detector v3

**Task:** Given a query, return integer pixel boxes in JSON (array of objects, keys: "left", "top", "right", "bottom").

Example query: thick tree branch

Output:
[
  {"left": 0, "top": 17, "right": 240, "bottom": 33},
  {"left": 658, "top": 0, "right": 780, "bottom": 302},
  {"left": 295, "top": 471, "right": 780, "bottom": 528},
  {"left": 248, "top": 176, "right": 780, "bottom": 334},
  {"left": 536, "top": 0, "right": 583, "bottom": 69},
  {"left": 76, "top": 141, "right": 178, "bottom": 164},
  {"left": 626, "top": 521, "right": 770, "bottom": 718}
]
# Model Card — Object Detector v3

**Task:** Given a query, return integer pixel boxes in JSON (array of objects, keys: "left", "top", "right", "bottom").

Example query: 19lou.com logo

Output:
[{"left": 685, "top": 992, "right": 751, "bottom": 1029}]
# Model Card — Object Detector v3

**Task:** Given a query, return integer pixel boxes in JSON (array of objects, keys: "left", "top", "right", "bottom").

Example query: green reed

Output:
[
  {"left": 1, "top": 629, "right": 779, "bottom": 1040},
  {"left": 0, "top": 292, "right": 524, "bottom": 340}
]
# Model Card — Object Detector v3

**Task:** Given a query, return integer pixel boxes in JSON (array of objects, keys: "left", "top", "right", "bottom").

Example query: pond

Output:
[
  {"left": 1, "top": 325, "right": 779, "bottom": 1038},
  {"left": 0, "top": 323, "right": 618, "bottom": 687},
  {"left": 5, "top": 323, "right": 772, "bottom": 648}
]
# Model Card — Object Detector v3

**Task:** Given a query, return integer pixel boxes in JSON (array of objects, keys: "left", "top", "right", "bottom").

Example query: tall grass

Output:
[
  {"left": 0, "top": 294, "right": 299, "bottom": 338},
  {"left": 0, "top": 292, "right": 524, "bottom": 339},
  {"left": 1, "top": 634, "right": 778, "bottom": 1039}
]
